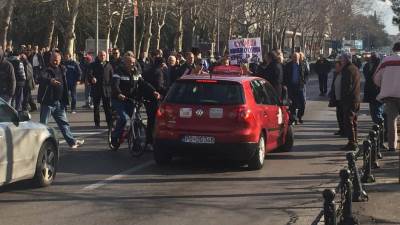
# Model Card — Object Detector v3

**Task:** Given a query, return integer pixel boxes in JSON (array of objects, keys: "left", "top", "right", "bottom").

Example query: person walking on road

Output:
[
  {"left": 261, "top": 51, "right": 283, "bottom": 98},
  {"left": 315, "top": 55, "right": 331, "bottom": 96},
  {"left": 329, "top": 60, "right": 345, "bottom": 137},
  {"left": 340, "top": 52, "right": 361, "bottom": 151},
  {"left": 89, "top": 51, "right": 114, "bottom": 128},
  {"left": 37, "top": 52, "right": 84, "bottom": 149},
  {"left": 0, "top": 48, "right": 16, "bottom": 104},
  {"left": 110, "top": 48, "right": 123, "bottom": 70},
  {"left": 363, "top": 52, "right": 383, "bottom": 124},
  {"left": 284, "top": 52, "right": 309, "bottom": 125},
  {"left": 166, "top": 55, "right": 181, "bottom": 87},
  {"left": 63, "top": 52, "right": 82, "bottom": 114},
  {"left": 20, "top": 53, "right": 37, "bottom": 112},
  {"left": 80, "top": 54, "right": 93, "bottom": 109},
  {"left": 8, "top": 50, "right": 26, "bottom": 112},
  {"left": 28, "top": 45, "right": 44, "bottom": 83},
  {"left": 144, "top": 57, "right": 167, "bottom": 150},
  {"left": 373, "top": 42, "right": 400, "bottom": 152}
]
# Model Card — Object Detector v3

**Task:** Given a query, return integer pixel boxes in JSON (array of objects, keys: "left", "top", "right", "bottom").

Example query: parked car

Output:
[
  {"left": 0, "top": 98, "right": 59, "bottom": 187},
  {"left": 154, "top": 74, "right": 293, "bottom": 170}
]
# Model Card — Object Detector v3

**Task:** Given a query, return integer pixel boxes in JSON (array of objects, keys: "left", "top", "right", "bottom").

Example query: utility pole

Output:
[
  {"left": 95, "top": 0, "right": 99, "bottom": 55},
  {"left": 217, "top": 0, "right": 220, "bottom": 57},
  {"left": 133, "top": 0, "right": 138, "bottom": 55}
]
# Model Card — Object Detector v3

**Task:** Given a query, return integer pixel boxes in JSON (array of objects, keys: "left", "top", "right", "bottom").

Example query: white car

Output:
[{"left": 0, "top": 98, "right": 59, "bottom": 187}]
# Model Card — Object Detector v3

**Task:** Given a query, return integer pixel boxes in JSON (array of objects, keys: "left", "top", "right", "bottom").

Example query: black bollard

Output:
[
  {"left": 372, "top": 124, "right": 384, "bottom": 159},
  {"left": 377, "top": 118, "right": 388, "bottom": 152},
  {"left": 369, "top": 130, "right": 380, "bottom": 169},
  {"left": 346, "top": 152, "right": 368, "bottom": 202},
  {"left": 361, "top": 140, "right": 375, "bottom": 183},
  {"left": 339, "top": 169, "right": 358, "bottom": 225},
  {"left": 323, "top": 189, "right": 337, "bottom": 225}
]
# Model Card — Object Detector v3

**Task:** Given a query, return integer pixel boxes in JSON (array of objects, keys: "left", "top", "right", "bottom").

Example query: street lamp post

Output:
[
  {"left": 217, "top": 0, "right": 220, "bottom": 57},
  {"left": 95, "top": 0, "right": 99, "bottom": 55}
]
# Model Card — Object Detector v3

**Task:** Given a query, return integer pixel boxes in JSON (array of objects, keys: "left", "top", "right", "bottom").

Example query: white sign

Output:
[{"left": 229, "top": 38, "right": 262, "bottom": 65}]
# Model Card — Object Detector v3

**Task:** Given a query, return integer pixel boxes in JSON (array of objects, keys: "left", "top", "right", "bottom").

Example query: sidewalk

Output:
[{"left": 353, "top": 150, "right": 400, "bottom": 225}]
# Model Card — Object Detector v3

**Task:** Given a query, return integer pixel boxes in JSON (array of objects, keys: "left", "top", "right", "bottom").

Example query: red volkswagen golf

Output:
[{"left": 154, "top": 74, "right": 293, "bottom": 170}]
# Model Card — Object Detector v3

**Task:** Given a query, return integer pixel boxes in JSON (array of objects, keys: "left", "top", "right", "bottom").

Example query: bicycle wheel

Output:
[
  {"left": 108, "top": 112, "right": 119, "bottom": 151},
  {"left": 129, "top": 121, "right": 147, "bottom": 157}
]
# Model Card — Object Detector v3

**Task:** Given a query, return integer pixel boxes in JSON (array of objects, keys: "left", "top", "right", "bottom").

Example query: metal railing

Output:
[{"left": 321, "top": 122, "right": 386, "bottom": 225}]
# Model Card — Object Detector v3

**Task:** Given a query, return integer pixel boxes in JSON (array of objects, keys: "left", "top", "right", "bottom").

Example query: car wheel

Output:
[
  {"left": 154, "top": 144, "right": 172, "bottom": 165},
  {"left": 278, "top": 125, "right": 294, "bottom": 152},
  {"left": 33, "top": 141, "right": 58, "bottom": 187},
  {"left": 248, "top": 134, "right": 265, "bottom": 170}
]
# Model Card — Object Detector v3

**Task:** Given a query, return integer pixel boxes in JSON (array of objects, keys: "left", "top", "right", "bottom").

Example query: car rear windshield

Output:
[{"left": 165, "top": 80, "right": 245, "bottom": 105}]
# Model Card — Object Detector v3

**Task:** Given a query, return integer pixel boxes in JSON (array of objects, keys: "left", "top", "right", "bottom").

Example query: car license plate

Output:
[
  {"left": 209, "top": 108, "right": 223, "bottom": 119},
  {"left": 182, "top": 136, "right": 215, "bottom": 144},
  {"left": 180, "top": 108, "right": 192, "bottom": 118}
]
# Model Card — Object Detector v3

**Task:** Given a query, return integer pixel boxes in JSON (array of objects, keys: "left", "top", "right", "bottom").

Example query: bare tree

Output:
[{"left": 0, "top": 0, "right": 14, "bottom": 50}]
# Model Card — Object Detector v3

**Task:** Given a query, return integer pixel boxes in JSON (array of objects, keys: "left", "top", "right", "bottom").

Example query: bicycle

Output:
[{"left": 108, "top": 98, "right": 147, "bottom": 157}]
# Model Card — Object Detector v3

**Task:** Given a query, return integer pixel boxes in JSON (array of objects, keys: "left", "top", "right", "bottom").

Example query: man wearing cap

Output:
[
  {"left": 373, "top": 42, "right": 400, "bottom": 152},
  {"left": 340, "top": 52, "right": 361, "bottom": 151}
]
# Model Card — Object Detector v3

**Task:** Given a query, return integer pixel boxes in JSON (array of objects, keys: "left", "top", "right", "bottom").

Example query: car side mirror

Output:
[{"left": 18, "top": 111, "right": 32, "bottom": 122}]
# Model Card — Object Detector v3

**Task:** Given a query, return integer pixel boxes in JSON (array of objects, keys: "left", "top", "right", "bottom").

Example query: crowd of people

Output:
[
  {"left": 0, "top": 43, "right": 398, "bottom": 152},
  {"left": 329, "top": 43, "right": 400, "bottom": 151}
]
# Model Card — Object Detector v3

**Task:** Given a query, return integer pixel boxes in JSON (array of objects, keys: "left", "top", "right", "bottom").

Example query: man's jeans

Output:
[
  {"left": 111, "top": 99, "right": 133, "bottom": 143},
  {"left": 318, "top": 73, "right": 328, "bottom": 94},
  {"left": 12, "top": 86, "right": 24, "bottom": 111},
  {"left": 84, "top": 83, "right": 92, "bottom": 106},
  {"left": 40, "top": 101, "right": 76, "bottom": 146},
  {"left": 68, "top": 84, "right": 77, "bottom": 111},
  {"left": 369, "top": 101, "right": 384, "bottom": 124},
  {"left": 383, "top": 98, "right": 400, "bottom": 149}
]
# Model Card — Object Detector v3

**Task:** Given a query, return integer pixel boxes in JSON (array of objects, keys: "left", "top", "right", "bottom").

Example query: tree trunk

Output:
[
  {"left": 174, "top": 5, "right": 183, "bottom": 52},
  {"left": 112, "top": 2, "right": 127, "bottom": 48},
  {"left": 105, "top": 0, "right": 112, "bottom": 48},
  {"left": 142, "top": 0, "right": 153, "bottom": 58},
  {"left": 46, "top": 3, "right": 57, "bottom": 49},
  {"left": 64, "top": 0, "right": 80, "bottom": 57},
  {"left": 0, "top": 0, "right": 14, "bottom": 50}
]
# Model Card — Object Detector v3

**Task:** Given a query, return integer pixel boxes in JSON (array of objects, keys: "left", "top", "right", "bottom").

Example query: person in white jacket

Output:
[{"left": 373, "top": 42, "right": 400, "bottom": 151}]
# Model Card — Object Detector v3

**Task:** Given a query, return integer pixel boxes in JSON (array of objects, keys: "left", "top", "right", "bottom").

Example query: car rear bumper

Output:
[{"left": 155, "top": 139, "right": 258, "bottom": 161}]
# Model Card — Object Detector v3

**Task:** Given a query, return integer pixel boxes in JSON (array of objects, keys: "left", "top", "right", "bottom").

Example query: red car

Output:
[{"left": 154, "top": 74, "right": 293, "bottom": 170}]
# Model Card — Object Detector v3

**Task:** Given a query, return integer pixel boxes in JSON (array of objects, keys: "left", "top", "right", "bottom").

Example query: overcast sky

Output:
[{"left": 374, "top": 0, "right": 398, "bottom": 35}]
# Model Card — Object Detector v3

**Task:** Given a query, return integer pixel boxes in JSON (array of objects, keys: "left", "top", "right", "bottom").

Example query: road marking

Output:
[
  {"left": 81, "top": 160, "right": 155, "bottom": 191},
  {"left": 58, "top": 130, "right": 108, "bottom": 145}
]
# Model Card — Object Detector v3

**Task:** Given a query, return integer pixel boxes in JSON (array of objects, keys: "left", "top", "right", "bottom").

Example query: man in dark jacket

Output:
[
  {"left": 315, "top": 55, "right": 331, "bottom": 96},
  {"left": 20, "top": 53, "right": 37, "bottom": 112},
  {"left": 0, "top": 48, "right": 16, "bottom": 104},
  {"left": 179, "top": 52, "right": 195, "bottom": 76},
  {"left": 28, "top": 45, "right": 45, "bottom": 83},
  {"left": 80, "top": 54, "right": 93, "bottom": 109},
  {"left": 38, "top": 52, "right": 84, "bottom": 149},
  {"left": 166, "top": 55, "right": 181, "bottom": 86},
  {"left": 110, "top": 48, "right": 123, "bottom": 70},
  {"left": 284, "top": 52, "right": 309, "bottom": 124},
  {"left": 363, "top": 53, "right": 382, "bottom": 124},
  {"left": 89, "top": 51, "right": 114, "bottom": 128},
  {"left": 340, "top": 52, "right": 361, "bottom": 151},
  {"left": 63, "top": 52, "right": 82, "bottom": 113},
  {"left": 264, "top": 51, "right": 283, "bottom": 98},
  {"left": 8, "top": 51, "right": 26, "bottom": 111},
  {"left": 144, "top": 57, "right": 167, "bottom": 149},
  {"left": 110, "top": 55, "right": 159, "bottom": 148}
]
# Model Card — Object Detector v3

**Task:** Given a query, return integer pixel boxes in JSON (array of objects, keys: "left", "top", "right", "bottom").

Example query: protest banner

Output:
[{"left": 228, "top": 38, "right": 262, "bottom": 65}]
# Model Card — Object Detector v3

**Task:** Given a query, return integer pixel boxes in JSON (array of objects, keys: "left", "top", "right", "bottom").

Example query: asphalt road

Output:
[{"left": 0, "top": 77, "right": 373, "bottom": 225}]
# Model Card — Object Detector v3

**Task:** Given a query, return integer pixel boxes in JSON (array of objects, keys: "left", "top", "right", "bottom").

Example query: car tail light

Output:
[{"left": 236, "top": 106, "right": 254, "bottom": 122}]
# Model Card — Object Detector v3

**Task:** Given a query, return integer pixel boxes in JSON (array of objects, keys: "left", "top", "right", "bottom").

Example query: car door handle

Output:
[{"left": 263, "top": 112, "right": 268, "bottom": 117}]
